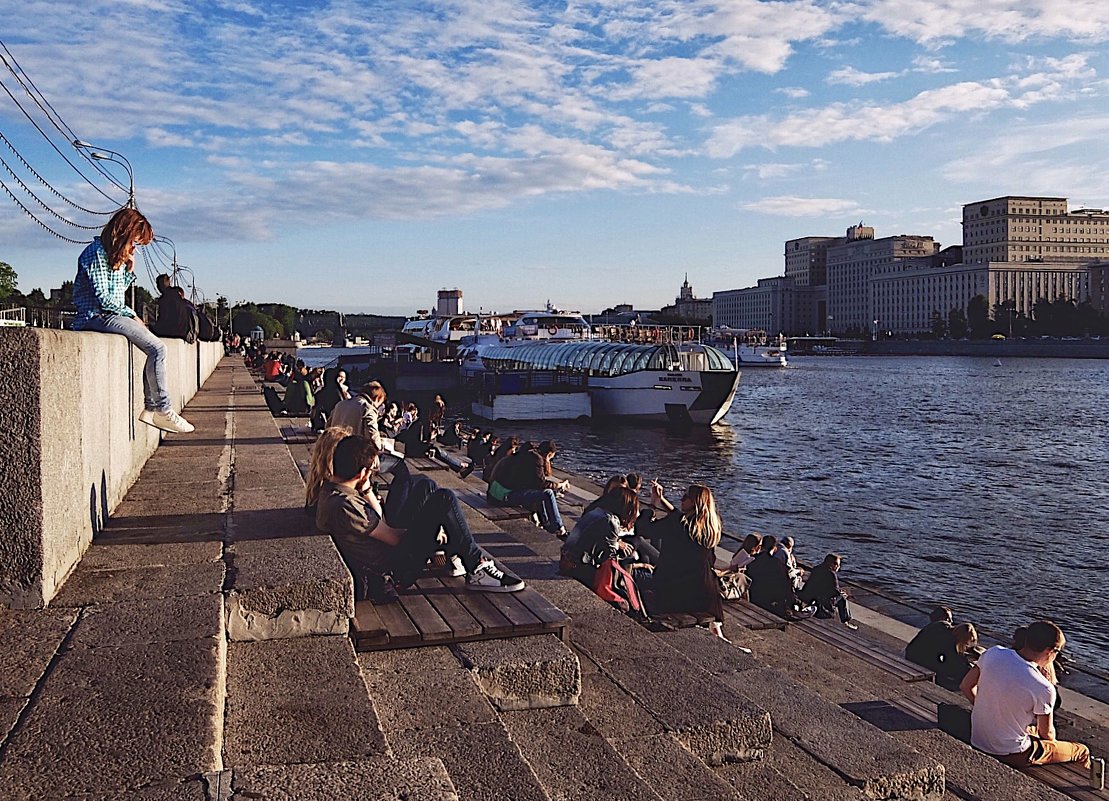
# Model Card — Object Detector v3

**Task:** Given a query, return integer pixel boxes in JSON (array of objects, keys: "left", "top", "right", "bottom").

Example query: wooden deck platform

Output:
[
  {"left": 724, "top": 598, "right": 789, "bottom": 631},
  {"left": 793, "top": 616, "right": 935, "bottom": 682},
  {"left": 352, "top": 575, "right": 571, "bottom": 652}
]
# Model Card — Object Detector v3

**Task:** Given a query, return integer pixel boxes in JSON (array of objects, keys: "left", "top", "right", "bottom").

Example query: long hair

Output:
[
  {"left": 1014, "top": 620, "right": 1064, "bottom": 654},
  {"left": 101, "top": 208, "right": 153, "bottom": 269},
  {"left": 683, "top": 484, "right": 721, "bottom": 549},
  {"left": 953, "top": 623, "right": 978, "bottom": 654},
  {"left": 305, "top": 425, "right": 353, "bottom": 507},
  {"left": 600, "top": 486, "right": 639, "bottom": 531}
]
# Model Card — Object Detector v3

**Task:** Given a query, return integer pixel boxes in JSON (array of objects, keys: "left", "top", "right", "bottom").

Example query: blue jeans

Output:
[
  {"left": 506, "top": 488, "right": 564, "bottom": 533},
  {"left": 80, "top": 314, "right": 170, "bottom": 412}
]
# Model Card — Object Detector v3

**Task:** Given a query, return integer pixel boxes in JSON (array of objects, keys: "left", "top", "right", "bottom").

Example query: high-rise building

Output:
[
  {"left": 826, "top": 224, "right": 938, "bottom": 335},
  {"left": 436, "top": 288, "right": 463, "bottom": 316},
  {"left": 712, "top": 278, "right": 825, "bottom": 335},
  {"left": 1089, "top": 262, "right": 1109, "bottom": 315},
  {"left": 962, "top": 196, "right": 1109, "bottom": 264},
  {"left": 785, "top": 236, "right": 841, "bottom": 286}
]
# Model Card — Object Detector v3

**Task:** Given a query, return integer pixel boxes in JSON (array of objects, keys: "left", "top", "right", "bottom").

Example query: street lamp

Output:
[
  {"left": 873, "top": 319, "right": 879, "bottom": 342},
  {"left": 72, "top": 140, "right": 135, "bottom": 208}
]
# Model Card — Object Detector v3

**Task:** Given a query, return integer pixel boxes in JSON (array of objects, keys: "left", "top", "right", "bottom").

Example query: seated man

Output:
[
  {"left": 316, "top": 435, "right": 524, "bottom": 599},
  {"left": 745, "top": 535, "right": 799, "bottom": 618},
  {"left": 961, "top": 620, "right": 1090, "bottom": 770},
  {"left": 487, "top": 441, "right": 568, "bottom": 537},
  {"left": 151, "top": 273, "right": 199, "bottom": 342},
  {"left": 905, "top": 605, "right": 956, "bottom": 672},
  {"left": 799, "top": 553, "right": 857, "bottom": 629}
]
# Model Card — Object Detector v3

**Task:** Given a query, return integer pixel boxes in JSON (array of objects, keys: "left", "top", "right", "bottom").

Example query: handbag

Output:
[
  {"left": 487, "top": 480, "right": 511, "bottom": 503},
  {"left": 718, "top": 570, "right": 748, "bottom": 600}
]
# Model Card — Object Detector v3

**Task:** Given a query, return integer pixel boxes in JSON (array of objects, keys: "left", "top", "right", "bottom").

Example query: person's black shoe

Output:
[{"left": 458, "top": 462, "right": 475, "bottom": 479}]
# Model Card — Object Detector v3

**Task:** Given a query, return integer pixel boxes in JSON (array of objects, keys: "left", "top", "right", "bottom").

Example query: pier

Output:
[{"left": 0, "top": 352, "right": 1107, "bottom": 799}]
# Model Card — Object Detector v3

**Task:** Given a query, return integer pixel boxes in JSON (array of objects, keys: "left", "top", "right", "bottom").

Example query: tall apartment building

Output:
[
  {"left": 1089, "top": 263, "right": 1109, "bottom": 315},
  {"left": 826, "top": 224, "right": 938, "bottom": 335},
  {"left": 785, "top": 236, "right": 840, "bottom": 286},
  {"left": 963, "top": 196, "right": 1109, "bottom": 264}
]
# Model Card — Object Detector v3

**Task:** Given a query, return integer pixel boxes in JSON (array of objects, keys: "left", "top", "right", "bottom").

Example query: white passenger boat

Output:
[{"left": 716, "top": 329, "right": 788, "bottom": 368}]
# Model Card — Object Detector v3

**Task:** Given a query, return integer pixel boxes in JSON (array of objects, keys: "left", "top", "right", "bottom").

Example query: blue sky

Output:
[{"left": 2, "top": 0, "right": 1108, "bottom": 315}]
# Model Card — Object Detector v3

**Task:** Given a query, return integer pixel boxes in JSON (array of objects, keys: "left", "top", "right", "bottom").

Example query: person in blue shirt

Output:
[{"left": 71, "top": 208, "right": 194, "bottom": 434}]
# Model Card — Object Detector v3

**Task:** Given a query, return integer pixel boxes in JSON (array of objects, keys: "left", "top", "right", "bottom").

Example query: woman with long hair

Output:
[
  {"left": 304, "top": 425, "right": 354, "bottom": 512},
  {"left": 71, "top": 207, "right": 193, "bottom": 433},
  {"left": 646, "top": 483, "right": 726, "bottom": 638}
]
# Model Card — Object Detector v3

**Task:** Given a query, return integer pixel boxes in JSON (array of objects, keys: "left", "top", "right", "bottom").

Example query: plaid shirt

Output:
[{"left": 71, "top": 236, "right": 136, "bottom": 329}]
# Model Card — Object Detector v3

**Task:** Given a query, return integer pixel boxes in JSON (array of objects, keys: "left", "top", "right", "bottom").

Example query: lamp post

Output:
[
  {"left": 72, "top": 140, "right": 135, "bottom": 208},
  {"left": 873, "top": 319, "right": 879, "bottom": 342}
]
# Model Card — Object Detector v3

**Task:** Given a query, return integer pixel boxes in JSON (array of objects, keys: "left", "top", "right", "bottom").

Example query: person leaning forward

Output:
[{"left": 329, "top": 381, "right": 387, "bottom": 448}]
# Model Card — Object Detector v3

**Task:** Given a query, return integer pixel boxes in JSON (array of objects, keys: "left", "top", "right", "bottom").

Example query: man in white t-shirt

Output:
[{"left": 960, "top": 620, "right": 1091, "bottom": 769}]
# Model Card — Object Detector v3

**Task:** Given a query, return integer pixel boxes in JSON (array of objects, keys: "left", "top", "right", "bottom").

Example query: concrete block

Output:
[
  {"left": 80, "top": 779, "right": 211, "bottom": 800},
  {"left": 231, "top": 756, "right": 459, "bottom": 801},
  {"left": 0, "top": 696, "right": 27, "bottom": 743},
  {"left": 362, "top": 660, "right": 497, "bottom": 732},
  {"left": 576, "top": 671, "right": 665, "bottom": 742},
  {"left": 656, "top": 627, "right": 761, "bottom": 677},
  {"left": 0, "top": 607, "right": 77, "bottom": 697},
  {"left": 69, "top": 594, "right": 223, "bottom": 648},
  {"left": 524, "top": 575, "right": 606, "bottom": 615},
  {"left": 50, "top": 561, "right": 226, "bottom": 607},
  {"left": 454, "top": 634, "right": 581, "bottom": 710},
  {"left": 603, "top": 656, "right": 772, "bottom": 765},
  {"left": 223, "top": 636, "right": 386, "bottom": 768},
  {"left": 357, "top": 644, "right": 462, "bottom": 674},
  {"left": 617, "top": 733, "right": 745, "bottom": 801},
  {"left": 568, "top": 604, "right": 670, "bottom": 664},
  {"left": 0, "top": 639, "right": 223, "bottom": 797},
  {"left": 502, "top": 705, "right": 665, "bottom": 801},
  {"left": 728, "top": 668, "right": 944, "bottom": 800},
  {"left": 713, "top": 742, "right": 823, "bottom": 801},
  {"left": 393, "top": 722, "right": 548, "bottom": 801},
  {"left": 224, "top": 536, "right": 353, "bottom": 640}
]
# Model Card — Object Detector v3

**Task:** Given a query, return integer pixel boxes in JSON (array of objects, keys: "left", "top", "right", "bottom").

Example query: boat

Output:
[
  {"left": 468, "top": 339, "right": 740, "bottom": 425},
  {"left": 716, "top": 328, "right": 788, "bottom": 368}
]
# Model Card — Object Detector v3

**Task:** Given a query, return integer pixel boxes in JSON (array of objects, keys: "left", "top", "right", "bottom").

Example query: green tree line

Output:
[{"left": 928, "top": 294, "right": 1108, "bottom": 339}]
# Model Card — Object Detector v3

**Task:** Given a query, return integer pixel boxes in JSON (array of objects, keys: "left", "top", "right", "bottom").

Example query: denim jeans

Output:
[
  {"left": 80, "top": 314, "right": 170, "bottom": 412},
  {"left": 506, "top": 488, "right": 564, "bottom": 533}
]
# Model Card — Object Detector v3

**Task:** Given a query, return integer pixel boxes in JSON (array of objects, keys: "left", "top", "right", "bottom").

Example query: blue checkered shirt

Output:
[{"left": 71, "top": 237, "right": 136, "bottom": 329}]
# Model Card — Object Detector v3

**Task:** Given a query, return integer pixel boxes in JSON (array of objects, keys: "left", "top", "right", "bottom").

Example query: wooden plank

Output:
[
  {"left": 407, "top": 456, "right": 446, "bottom": 471},
  {"left": 372, "top": 601, "right": 422, "bottom": 646},
  {"left": 724, "top": 599, "right": 788, "bottom": 631},
  {"left": 441, "top": 575, "right": 515, "bottom": 633},
  {"left": 483, "top": 591, "right": 545, "bottom": 632},
  {"left": 414, "top": 577, "right": 484, "bottom": 639},
  {"left": 352, "top": 600, "right": 388, "bottom": 639},
  {"left": 518, "top": 589, "right": 572, "bottom": 628},
  {"left": 396, "top": 589, "right": 454, "bottom": 642},
  {"left": 1025, "top": 763, "right": 1109, "bottom": 801}
]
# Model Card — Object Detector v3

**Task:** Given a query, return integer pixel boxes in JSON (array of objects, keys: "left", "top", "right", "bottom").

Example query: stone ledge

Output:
[
  {"left": 224, "top": 536, "right": 353, "bottom": 641},
  {"left": 454, "top": 634, "right": 581, "bottom": 711},
  {"left": 727, "top": 667, "right": 945, "bottom": 800},
  {"left": 603, "top": 655, "right": 772, "bottom": 766},
  {"left": 231, "top": 756, "right": 459, "bottom": 801}
]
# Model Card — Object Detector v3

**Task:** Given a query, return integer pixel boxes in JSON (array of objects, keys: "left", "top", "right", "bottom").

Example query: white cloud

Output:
[
  {"left": 858, "top": 0, "right": 1109, "bottom": 44},
  {"left": 826, "top": 66, "right": 901, "bottom": 86},
  {"left": 777, "top": 86, "right": 811, "bottom": 99},
  {"left": 741, "top": 196, "right": 866, "bottom": 217},
  {"left": 912, "top": 55, "right": 957, "bottom": 74}
]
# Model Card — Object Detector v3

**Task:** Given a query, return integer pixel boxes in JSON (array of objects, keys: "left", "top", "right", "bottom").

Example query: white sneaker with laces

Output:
[
  {"left": 142, "top": 409, "right": 195, "bottom": 434},
  {"left": 138, "top": 409, "right": 156, "bottom": 427},
  {"left": 844, "top": 621, "right": 859, "bottom": 631},
  {"left": 447, "top": 555, "right": 466, "bottom": 577},
  {"left": 465, "top": 560, "right": 525, "bottom": 593}
]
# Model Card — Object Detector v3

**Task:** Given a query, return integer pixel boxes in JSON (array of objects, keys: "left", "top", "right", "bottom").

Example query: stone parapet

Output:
[{"left": 0, "top": 327, "right": 222, "bottom": 608}]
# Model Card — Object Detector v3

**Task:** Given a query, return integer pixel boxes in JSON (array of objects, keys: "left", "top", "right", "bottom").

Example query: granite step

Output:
[{"left": 230, "top": 755, "right": 460, "bottom": 800}]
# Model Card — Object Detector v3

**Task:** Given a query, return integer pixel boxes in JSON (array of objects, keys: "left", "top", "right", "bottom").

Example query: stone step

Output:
[
  {"left": 223, "top": 635, "right": 387, "bottom": 769},
  {"left": 358, "top": 645, "right": 552, "bottom": 801},
  {"left": 230, "top": 755, "right": 460, "bottom": 800}
]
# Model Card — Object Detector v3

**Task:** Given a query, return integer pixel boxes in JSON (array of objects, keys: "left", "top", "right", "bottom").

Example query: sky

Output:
[{"left": 2, "top": 0, "right": 1108, "bottom": 316}]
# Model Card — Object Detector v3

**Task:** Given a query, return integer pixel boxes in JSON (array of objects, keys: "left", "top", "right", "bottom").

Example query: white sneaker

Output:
[
  {"left": 465, "top": 560, "right": 525, "bottom": 593},
  {"left": 141, "top": 409, "right": 195, "bottom": 434},
  {"left": 447, "top": 555, "right": 466, "bottom": 577},
  {"left": 844, "top": 621, "right": 859, "bottom": 631}
]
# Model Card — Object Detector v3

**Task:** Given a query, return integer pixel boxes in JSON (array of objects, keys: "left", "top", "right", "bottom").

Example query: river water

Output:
[{"left": 304, "top": 349, "right": 1109, "bottom": 675}]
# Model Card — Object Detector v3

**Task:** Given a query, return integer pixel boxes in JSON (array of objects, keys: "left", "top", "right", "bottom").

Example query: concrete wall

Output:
[{"left": 0, "top": 328, "right": 224, "bottom": 608}]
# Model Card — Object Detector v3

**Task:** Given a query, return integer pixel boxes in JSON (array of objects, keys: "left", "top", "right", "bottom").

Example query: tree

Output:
[
  {"left": 25, "top": 287, "right": 47, "bottom": 306},
  {"left": 930, "top": 310, "right": 946, "bottom": 339},
  {"left": 948, "top": 307, "right": 968, "bottom": 339},
  {"left": 0, "top": 261, "right": 17, "bottom": 302},
  {"left": 966, "top": 294, "right": 991, "bottom": 338}
]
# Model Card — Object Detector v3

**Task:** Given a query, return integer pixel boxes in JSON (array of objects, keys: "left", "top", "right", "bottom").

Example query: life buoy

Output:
[{"left": 548, "top": 325, "right": 559, "bottom": 335}]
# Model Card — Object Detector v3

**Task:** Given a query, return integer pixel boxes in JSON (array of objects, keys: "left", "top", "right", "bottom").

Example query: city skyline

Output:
[{"left": 2, "top": 1, "right": 1109, "bottom": 315}]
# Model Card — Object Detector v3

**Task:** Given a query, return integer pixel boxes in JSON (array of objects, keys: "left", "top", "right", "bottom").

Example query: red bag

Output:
[{"left": 592, "top": 559, "right": 647, "bottom": 619}]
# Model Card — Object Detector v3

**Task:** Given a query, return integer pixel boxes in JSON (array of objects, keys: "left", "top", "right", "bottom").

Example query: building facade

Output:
[
  {"left": 826, "top": 224, "right": 939, "bottom": 334},
  {"left": 785, "top": 236, "right": 841, "bottom": 287},
  {"left": 660, "top": 275, "right": 712, "bottom": 322},
  {"left": 872, "top": 260, "right": 1090, "bottom": 335},
  {"left": 712, "top": 278, "right": 825, "bottom": 335},
  {"left": 962, "top": 196, "right": 1109, "bottom": 265}
]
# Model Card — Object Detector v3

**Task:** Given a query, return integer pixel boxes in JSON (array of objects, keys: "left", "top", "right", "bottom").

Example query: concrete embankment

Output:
[
  {"left": 0, "top": 329, "right": 222, "bottom": 608},
  {"left": 1, "top": 358, "right": 1106, "bottom": 800},
  {"left": 861, "top": 338, "right": 1109, "bottom": 358}
]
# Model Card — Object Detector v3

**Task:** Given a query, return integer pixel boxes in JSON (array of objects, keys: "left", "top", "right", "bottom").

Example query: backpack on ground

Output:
[{"left": 592, "top": 558, "right": 648, "bottom": 620}]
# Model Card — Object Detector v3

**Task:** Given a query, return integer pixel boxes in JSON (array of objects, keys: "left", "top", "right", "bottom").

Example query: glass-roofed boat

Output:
[{"left": 468, "top": 339, "right": 740, "bottom": 425}]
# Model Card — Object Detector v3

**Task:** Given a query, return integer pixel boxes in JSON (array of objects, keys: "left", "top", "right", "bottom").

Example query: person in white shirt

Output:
[{"left": 960, "top": 620, "right": 1091, "bottom": 769}]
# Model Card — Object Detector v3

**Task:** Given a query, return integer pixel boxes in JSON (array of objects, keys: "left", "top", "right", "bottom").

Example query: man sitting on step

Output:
[{"left": 317, "top": 435, "right": 525, "bottom": 601}]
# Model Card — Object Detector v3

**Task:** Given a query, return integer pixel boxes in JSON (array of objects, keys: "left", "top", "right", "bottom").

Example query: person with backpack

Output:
[{"left": 151, "top": 274, "right": 199, "bottom": 343}]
